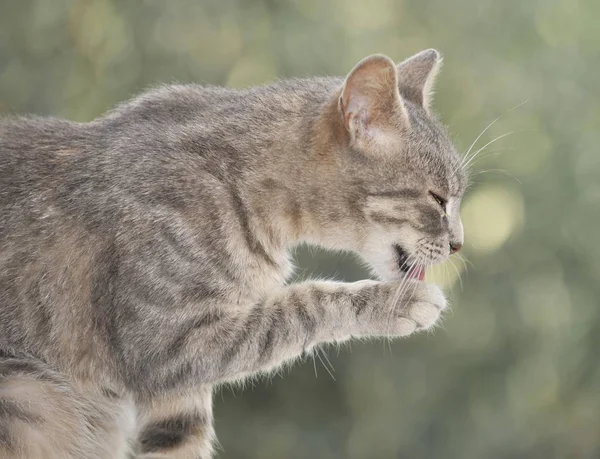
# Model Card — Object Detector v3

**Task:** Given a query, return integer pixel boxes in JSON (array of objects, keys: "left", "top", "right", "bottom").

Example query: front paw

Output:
[
  {"left": 355, "top": 281, "right": 447, "bottom": 338},
  {"left": 397, "top": 282, "right": 447, "bottom": 333}
]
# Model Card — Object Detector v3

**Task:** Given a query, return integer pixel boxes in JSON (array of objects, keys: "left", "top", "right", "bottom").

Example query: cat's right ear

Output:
[
  {"left": 396, "top": 49, "right": 442, "bottom": 113},
  {"left": 339, "top": 55, "right": 408, "bottom": 157}
]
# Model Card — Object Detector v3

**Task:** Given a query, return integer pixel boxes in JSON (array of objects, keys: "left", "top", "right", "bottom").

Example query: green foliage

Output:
[{"left": 1, "top": 0, "right": 598, "bottom": 457}]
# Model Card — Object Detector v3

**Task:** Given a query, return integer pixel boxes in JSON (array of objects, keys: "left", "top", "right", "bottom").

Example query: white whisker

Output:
[
  {"left": 320, "top": 347, "right": 335, "bottom": 375},
  {"left": 472, "top": 168, "right": 522, "bottom": 184},
  {"left": 385, "top": 254, "right": 419, "bottom": 338},
  {"left": 461, "top": 100, "right": 528, "bottom": 164},
  {"left": 448, "top": 258, "right": 463, "bottom": 291},
  {"left": 455, "top": 253, "right": 471, "bottom": 271},
  {"left": 315, "top": 347, "right": 335, "bottom": 381},
  {"left": 463, "top": 131, "right": 519, "bottom": 170},
  {"left": 462, "top": 147, "right": 516, "bottom": 168}
]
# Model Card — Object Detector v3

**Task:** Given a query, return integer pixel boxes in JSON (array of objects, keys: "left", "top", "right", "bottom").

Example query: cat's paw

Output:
[
  {"left": 356, "top": 280, "right": 447, "bottom": 338},
  {"left": 396, "top": 282, "right": 447, "bottom": 334}
]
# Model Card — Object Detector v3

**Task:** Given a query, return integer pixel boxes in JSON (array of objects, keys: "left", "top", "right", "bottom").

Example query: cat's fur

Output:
[{"left": 0, "top": 50, "right": 466, "bottom": 458}]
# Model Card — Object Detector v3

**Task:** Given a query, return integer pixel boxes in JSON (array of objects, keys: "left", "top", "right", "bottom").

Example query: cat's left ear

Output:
[{"left": 396, "top": 49, "right": 442, "bottom": 113}]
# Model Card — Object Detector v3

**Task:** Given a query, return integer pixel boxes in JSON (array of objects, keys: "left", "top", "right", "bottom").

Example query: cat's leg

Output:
[
  {"left": 128, "top": 280, "right": 443, "bottom": 459},
  {"left": 166, "top": 279, "right": 445, "bottom": 386},
  {"left": 207, "top": 279, "right": 446, "bottom": 383},
  {"left": 134, "top": 385, "right": 215, "bottom": 459},
  {"left": 0, "top": 355, "right": 136, "bottom": 459}
]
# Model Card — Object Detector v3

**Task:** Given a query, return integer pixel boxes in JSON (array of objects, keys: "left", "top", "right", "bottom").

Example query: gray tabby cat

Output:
[{"left": 0, "top": 49, "right": 465, "bottom": 458}]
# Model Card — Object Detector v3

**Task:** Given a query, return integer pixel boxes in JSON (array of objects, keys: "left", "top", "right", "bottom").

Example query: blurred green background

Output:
[{"left": 1, "top": 0, "right": 599, "bottom": 458}]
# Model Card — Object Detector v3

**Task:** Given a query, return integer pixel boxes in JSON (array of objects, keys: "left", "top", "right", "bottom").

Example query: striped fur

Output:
[{"left": 0, "top": 50, "right": 465, "bottom": 457}]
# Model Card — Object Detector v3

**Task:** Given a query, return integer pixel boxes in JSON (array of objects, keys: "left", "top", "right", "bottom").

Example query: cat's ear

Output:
[
  {"left": 396, "top": 49, "right": 442, "bottom": 113},
  {"left": 339, "top": 54, "right": 408, "bottom": 156}
]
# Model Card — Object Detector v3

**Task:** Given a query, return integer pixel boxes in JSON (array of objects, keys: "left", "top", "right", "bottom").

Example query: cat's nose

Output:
[{"left": 449, "top": 242, "right": 462, "bottom": 254}]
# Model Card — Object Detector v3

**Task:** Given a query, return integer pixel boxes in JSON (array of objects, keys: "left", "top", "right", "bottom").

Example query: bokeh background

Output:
[{"left": 1, "top": 0, "right": 599, "bottom": 457}]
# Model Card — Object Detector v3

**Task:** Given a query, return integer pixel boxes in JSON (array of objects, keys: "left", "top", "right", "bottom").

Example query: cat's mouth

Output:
[{"left": 394, "top": 245, "right": 425, "bottom": 281}]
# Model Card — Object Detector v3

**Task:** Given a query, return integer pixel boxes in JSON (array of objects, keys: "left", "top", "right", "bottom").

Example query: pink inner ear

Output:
[
  {"left": 351, "top": 106, "right": 370, "bottom": 132},
  {"left": 338, "top": 54, "right": 410, "bottom": 155},
  {"left": 341, "top": 56, "right": 398, "bottom": 124},
  {"left": 340, "top": 87, "right": 370, "bottom": 137},
  {"left": 341, "top": 80, "right": 387, "bottom": 137}
]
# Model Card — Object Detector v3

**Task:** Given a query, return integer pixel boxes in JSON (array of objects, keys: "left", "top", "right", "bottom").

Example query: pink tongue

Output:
[{"left": 408, "top": 267, "right": 426, "bottom": 281}]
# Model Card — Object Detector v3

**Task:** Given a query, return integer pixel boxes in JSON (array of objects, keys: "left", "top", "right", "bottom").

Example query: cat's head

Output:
[{"left": 313, "top": 50, "right": 466, "bottom": 281}]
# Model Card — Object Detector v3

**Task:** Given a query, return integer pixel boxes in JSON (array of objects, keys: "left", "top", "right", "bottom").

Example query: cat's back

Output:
[
  {"left": 0, "top": 78, "right": 337, "bottom": 259},
  {"left": 0, "top": 87, "right": 217, "bottom": 231},
  {"left": 0, "top": 116, "right": 90, "bottom": 204}
]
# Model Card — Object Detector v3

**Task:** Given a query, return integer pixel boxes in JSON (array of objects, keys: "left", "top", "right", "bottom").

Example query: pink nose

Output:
[{"left": 449, "top": 242, "right": 462, "bottom": 254}]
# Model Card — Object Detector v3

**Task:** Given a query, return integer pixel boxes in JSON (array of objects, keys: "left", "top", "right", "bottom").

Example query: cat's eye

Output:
[{"left": 429, "top": 191, "right": 447, "bottom": 209}]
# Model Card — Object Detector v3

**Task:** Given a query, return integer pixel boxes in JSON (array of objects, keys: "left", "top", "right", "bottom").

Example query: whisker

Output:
[
  {"left": 394, "top": 261, "right": 421, "bottom": 310},
  {"left": 462, "top": 100, "right": 528, "bottom": 164},
  {"left": 396, "top": 258, "right": 421, "bottom": 302},
  {"left": 448, "top": 258, "right": 463, "bottom": 292},
  {"left": 385, "top": 255, "right": 419, "bottom": 338},
  {"left": 455, "top": 253, "right": 472, "bottom": 271},
  {"left": 441, "top": 261, "right": 450, "bottom": 287},
  {"left": 315, "top": 347, "right": 336, "bottom": 381},
  {"left": 320, "top": 347, "right": 335, "bottom": 375},
  {"left": 462, "top": 149, "right": 517, "bottom": 178},
  {"left": 463, "top": 147, "right": 516, "bottom": 167},
  {"left": 472, "top": 168, "right": 522, "bottom": 184},
  {"left": 462, "top": 131, "right": 519, "bottom": 173},
  {"left": 381, "top": 259, "right": 415, "bottom": 353},
  {"left": 404, "top": 262, "right": 423, "bottom": 306}
]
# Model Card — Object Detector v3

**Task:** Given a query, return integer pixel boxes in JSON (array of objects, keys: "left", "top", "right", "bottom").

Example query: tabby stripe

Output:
[
  {"left": 309, "top": 287, "right": 326, "bottom": 306},
  {"left": 166, "top": 311, "right": 223, "bottom": 359},
  {"left": 309, "top": 287, "right": 333, "bottom": 325},
  {"left": 258, "top": 304, "right": 285, "bottom": 362},
  {"left": 160, "top": 222, "right": 236, "bottom": 282},
  {"left": 162, "top": 361, "right": 195, "bottom": 391},
  {"left": 138, "top": 413, "right": 207, "bottom": 453},
  {"left": 25, "top": 277, "right": 52, "bottom": 345},
  {"left": 416, "top": 204, "right": 444, "bottom": 236},
  {"left": 0, "top": 359, "right": 57, "bottom": 383},
  {"left": 91, "top": 243, "right": 123, "bottom": 361},
  {"left": 290, "top": 292, "right": 316, "bottom": 343},
  {"left": 0, "top": 426, "right": 14, "bottom": 453},
  {"left": 0, "top": 400, "right": 39, "bottom": 424},
  {"left": 367, "top": 189, "right": 421, "bottom": 199},
  {"left": 350, "top": 291, "right": 370, "bottom": 316},
  {"left": 220, "top": 303, "right": 264, "bottom": 368},
  {"left": 228, "top": 186, "right": 275, "bottom": 265},
  {"left": 368, "top": 212, "right": 408, "bottom": 226}
]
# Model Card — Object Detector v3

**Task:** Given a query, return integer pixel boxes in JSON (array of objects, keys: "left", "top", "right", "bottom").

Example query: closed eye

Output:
[{"left": 429, "top": 191, "right": 447, "bottom": 209}]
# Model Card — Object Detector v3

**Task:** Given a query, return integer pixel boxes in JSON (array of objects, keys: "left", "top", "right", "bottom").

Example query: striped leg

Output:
[
  {"left": 207, "top": 279, "right": 445, "bottom": 384},
  {"left": 135, "top": 386, "right": 215, "bottom": 459}
]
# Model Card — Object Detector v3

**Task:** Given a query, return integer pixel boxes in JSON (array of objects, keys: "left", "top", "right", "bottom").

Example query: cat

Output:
[{"left": 0, "top": 49, "right": 466, "bottom": 458}]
